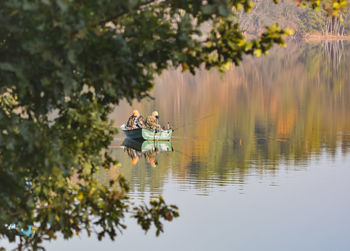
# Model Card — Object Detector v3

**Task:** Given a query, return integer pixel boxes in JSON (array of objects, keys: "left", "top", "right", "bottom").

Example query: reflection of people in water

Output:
[
  {"left": 132, "top": 155, "right": 139, "bottom": 165},
  {"left": 125, "top": 147, "right": 158, "bottom": 167},
  {"left": 121, "top": 139, "right": 172, "bottom": 167},
  {"left": 144, "top": 150, "right": 159, "bottom": 168},
  {"left": 125, "top": 147, "right": 141, "bottom": 165}
]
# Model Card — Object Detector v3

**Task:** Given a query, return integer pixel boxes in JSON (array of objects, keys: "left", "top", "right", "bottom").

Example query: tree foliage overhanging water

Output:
[{"left": 0, "top": 0, "right": 346, "bottom": 250}]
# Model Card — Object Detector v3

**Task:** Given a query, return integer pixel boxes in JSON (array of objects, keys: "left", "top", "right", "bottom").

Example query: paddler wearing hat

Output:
[
  {"left": 126, "top": 109, "right": 145, "bottom": 129},
  {"left": 145, "top": 110, "right": 161, "bottom": 131}
]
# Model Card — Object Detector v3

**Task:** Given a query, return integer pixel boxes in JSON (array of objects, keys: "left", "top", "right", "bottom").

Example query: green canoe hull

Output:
[{"left": 120, "top": 123, "right": 172, "bottom": 141}]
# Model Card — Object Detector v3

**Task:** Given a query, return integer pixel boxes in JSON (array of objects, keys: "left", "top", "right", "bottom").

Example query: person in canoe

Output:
[
  {"left": 126, "top": 109, "right": 145, "bottom": 129},
  {"left": 145, "top": 110, "right": 161, "bottom": 131}
]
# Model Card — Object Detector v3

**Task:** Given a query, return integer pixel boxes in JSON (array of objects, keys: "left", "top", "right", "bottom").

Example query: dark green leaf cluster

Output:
[{"left": 133, "top": 196, "right": 179, "bottom": 236}]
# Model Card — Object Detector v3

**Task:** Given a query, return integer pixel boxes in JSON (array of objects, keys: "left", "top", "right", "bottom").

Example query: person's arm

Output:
[
  {"left": 156, "top": 118, "right": 161, "bottom": 130},
  {"left": 126, "top": 116, "right": 135, "bottom": 129},
  {"left": 126, "top": 116, "right": 132, "bottom": 126},
  {"left": 145, "top": 116, "right": 151, "bottom": 128},
  {"left": 138, "top": 116, "right": 146, "bottom": 128}
]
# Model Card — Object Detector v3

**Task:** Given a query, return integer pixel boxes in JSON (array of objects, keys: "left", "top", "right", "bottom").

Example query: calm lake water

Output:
[{"left": 48, "top": 42, "right": 350, "bottom": 250}]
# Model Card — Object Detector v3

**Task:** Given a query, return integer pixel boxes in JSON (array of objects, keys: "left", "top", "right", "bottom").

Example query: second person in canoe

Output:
[{"left": 145, "top": 111, "right": 161, "bottom": 131}]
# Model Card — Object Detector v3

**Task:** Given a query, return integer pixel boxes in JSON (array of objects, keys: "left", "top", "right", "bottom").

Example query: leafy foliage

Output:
[{"left": 0, "top": 0, "right": 343, "bottom": 250}]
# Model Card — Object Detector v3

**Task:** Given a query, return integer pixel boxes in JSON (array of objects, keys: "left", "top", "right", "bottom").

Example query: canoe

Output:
[
  {"left": 120, "top": 123, "right": 172, "bottom": 141},
  {"left": 122, "top": 138, "right": 173, "bottom": 153}
]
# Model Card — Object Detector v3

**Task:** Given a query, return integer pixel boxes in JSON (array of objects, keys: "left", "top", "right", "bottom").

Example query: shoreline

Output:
[{"left": 303, "top": 33, "right": 350, "bottom": 42}]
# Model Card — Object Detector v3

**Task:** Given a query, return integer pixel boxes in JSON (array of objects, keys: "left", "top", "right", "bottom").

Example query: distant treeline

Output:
[{"left": 239, "top": 0, "right": 350, "bottom": 37}]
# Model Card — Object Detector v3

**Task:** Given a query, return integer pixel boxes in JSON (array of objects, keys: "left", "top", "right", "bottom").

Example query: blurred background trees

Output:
[{"left": 239, "top": 0, "right": 349, "bottom": 37}]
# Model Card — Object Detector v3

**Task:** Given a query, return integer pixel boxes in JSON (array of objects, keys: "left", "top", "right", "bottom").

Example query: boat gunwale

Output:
[{"left": 120, "top": 123, "right": 172, "bottom": 141}]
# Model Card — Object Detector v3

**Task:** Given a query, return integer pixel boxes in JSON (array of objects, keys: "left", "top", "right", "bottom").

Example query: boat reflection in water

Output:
[{"left": 121, "top": 139, "right": 173, "bottom": 167}]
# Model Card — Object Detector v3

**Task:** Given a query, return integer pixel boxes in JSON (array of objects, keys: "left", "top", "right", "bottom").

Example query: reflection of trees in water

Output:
[
  {"left": 300, "top": 41, "right": 350, "bottom": 96},
  {"left": 322, "top": 40, "right": 345, "bottom": 71},
  {"left": 112, "top": 43, "right": 350, "bottom": 193}
]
